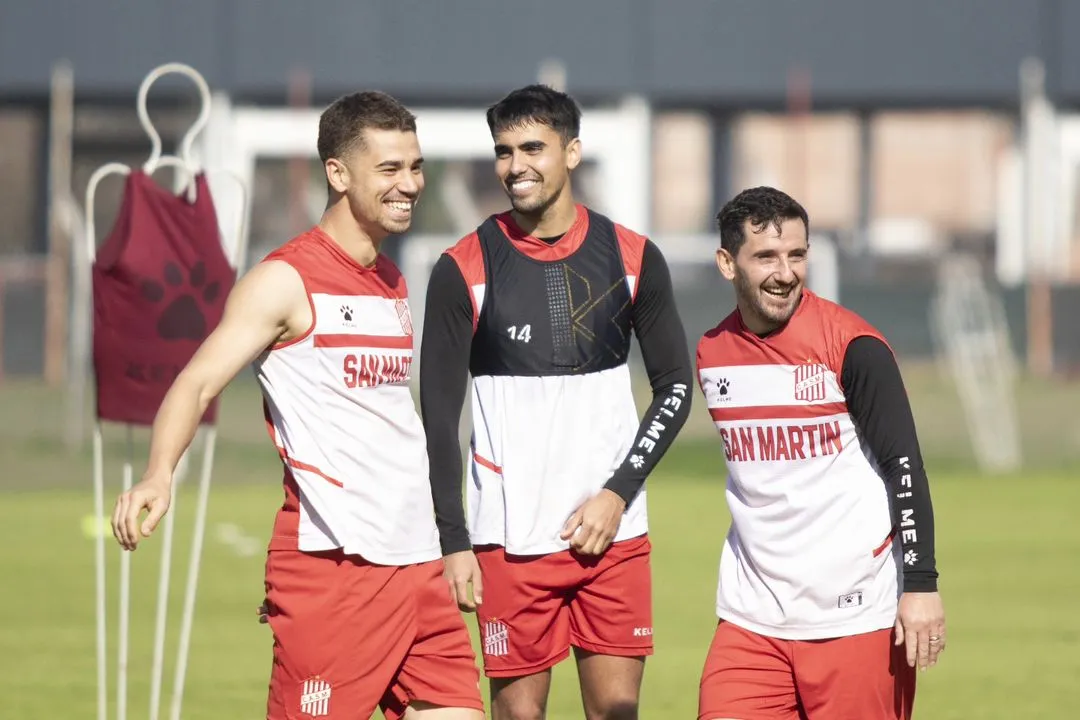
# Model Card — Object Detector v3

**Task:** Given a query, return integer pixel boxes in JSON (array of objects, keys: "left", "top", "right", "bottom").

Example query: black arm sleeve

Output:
[
  {"left": 419, "top": 254, "right": 474, "bottom": 555},
  {"left": 603, "top": 240, "right": 694, "bottom": 504},
  {"left": 842, "top": 335, "right": 939, "bottom": 592}
]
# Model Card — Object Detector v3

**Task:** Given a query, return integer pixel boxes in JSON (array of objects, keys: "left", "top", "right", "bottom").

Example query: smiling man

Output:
[
  {"left": 111, "top": 91, "right": 483, "bottom": 720},
  {"left": 420, "top": 84, "right": 693, "bottom": 719},
  {"left": 695, "top": 186, "right": 946, "bottom": 720}
]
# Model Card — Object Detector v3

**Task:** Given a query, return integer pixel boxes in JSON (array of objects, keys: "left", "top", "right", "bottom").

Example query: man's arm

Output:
[
  {"left": 841, "top": 335, "right": 938, "bottom": 591},
  {"left": 603, "top": 239, "right": 694, "bottom": 504},
  {"left": 419, "top": 254, "right": 475, "bottom": 556},
  {"left": 113, "top": 261, "right": 304, "bottom": 550}
]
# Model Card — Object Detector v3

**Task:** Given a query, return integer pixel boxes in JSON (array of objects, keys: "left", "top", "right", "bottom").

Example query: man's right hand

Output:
[
  {"left": 112, "top": 476, "right": 172, "bottom": 551},
  {"left": 443, "top": 550, "right": 483, "bottom": 612}
]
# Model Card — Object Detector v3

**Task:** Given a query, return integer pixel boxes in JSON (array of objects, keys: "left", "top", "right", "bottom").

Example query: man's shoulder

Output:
[
  {"left": 697, "top": 311, "right": 742, "bottom": 355},
  {"left": 442, "top": 229, "right": 485, "bottom": 285},
  {"left": 804, "top": 291, "right": 885, "bottom": 341},
  {"left": 583, "top": 205, "right": 650, "bottom": 246}
]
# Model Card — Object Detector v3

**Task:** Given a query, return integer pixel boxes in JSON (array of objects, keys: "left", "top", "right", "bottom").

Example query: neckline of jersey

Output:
[
  {"left": 309, "top": 225, "right": 384, "bottom": 275},
  {"left": 494, "top": 204, "right": 589, "bottom": 262}
]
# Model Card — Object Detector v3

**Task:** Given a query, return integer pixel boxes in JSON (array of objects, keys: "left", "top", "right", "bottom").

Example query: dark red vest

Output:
[{"left": 92, "top": 171, "right": 235, "bottom": 426}]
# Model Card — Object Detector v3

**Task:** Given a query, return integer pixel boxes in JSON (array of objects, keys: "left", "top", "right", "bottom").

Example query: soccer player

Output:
[
  {"left": 694, "top": 186, "right": 946, "bottom": 720},
  {"left": 420, "top": 84, "right": 693, "bottom": 719},
  {"left": 110, "top": 91, "right": 484, "bottom": 720}
]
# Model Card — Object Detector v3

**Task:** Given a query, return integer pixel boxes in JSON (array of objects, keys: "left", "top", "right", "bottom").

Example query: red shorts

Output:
[
  {"left": 263, "top": 549, "right": 482, "bottom": 720},
  {"left": 698, "top": 620, "right": 916, "bottom": 720},
  {"left": 474, "top": 534, "right": 653, "bottom": 678}
]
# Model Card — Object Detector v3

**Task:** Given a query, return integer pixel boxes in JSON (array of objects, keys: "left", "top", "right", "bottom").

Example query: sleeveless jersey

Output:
[
  {"left": 446, "top": 204, "right": 649, "bottom": 555},
  {"left": 92, "top": 171, "right": 234, "bottom": 426},
  {"left": 696, "top": 290, "right": 902, "bottom": 640},
  {"left": 256, "top": 228, "right": 439, "bottom": 565}
]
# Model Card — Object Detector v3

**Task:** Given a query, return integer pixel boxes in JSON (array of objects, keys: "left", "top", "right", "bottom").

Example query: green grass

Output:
[
  {"left": 2, "top": 445, "right": 1079, "bottom": 717},
  {"left": 1, "top": 372, "right": 1079, "bottom": 718}
]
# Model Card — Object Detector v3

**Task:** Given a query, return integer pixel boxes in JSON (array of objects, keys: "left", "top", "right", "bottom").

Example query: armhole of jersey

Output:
[
  {"left": 266, "top": 257, "right": 317, "bottom": 351},
  {"left": 835, "top": 330, "right": 891, "bottom": 395},
  {"left": 93, "top": 172, "right": 137, "bottom": 271},
  {"left": 614, "top": 225, "right": 647, "bottom": 302},
  {"left": 447, "top": 232, "right": 486, "bottom": 333}
]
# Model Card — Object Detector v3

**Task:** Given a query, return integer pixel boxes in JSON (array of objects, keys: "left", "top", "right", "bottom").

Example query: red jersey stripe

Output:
[
  {"left": 708, "top": 402, "right": 848, "bottom": 422},
  {"left": 313, "top": 333, "right": 412, "bottom": 349}
]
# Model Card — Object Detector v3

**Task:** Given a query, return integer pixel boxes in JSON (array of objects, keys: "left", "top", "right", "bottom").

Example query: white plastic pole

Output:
[
  {"left": 93, "top": 423, "right": 108, "bottom": 720},
  {"left": 117, "top": 426, "right": 133, "bottom": 720},
  {"left": 169, "top": 427, "right": 219, "bottom": 720}
]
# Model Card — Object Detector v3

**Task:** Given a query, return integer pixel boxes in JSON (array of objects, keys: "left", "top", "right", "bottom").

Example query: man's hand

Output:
[
  {"left": 559, "top": 489, "right": 626, "bottom": 556},
  {"left": 111, "top": 475, "right": 172, "bottom": 551},
  {"left": 443, "top": 550, "right": 484, "bottom": 612},
  {"left": 257, "top": 600, "right": 269, "bottom": 624},
  {"left": 894, "top": 591, "right": 946, "bottom": 671}
]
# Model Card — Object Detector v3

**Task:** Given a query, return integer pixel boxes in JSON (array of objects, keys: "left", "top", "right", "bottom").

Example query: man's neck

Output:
[
  {"left": 511, "top": 195, "right": 578, "bottom": 239},
  {"left": 318, "top": 203, "right": 382, "bottom": 268}
]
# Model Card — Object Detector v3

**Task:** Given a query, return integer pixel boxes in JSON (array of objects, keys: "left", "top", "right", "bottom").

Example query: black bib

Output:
[{"left": 470, "top": 210, "right": 634, "bottom": 377}]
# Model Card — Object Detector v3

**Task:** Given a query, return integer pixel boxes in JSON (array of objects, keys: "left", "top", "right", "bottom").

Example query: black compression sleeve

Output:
[
  {"left": 419, "top": 254, "right": 474, "bottom": 555},
  {"left": 842, "top": 335, "right": 939, "bottom": 592},
  {"left": 603, "top": 240, "right": 694, "bottom": 504}
]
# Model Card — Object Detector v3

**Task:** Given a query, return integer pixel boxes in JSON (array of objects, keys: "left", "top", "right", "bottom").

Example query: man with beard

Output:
[
  {"left": 695, "top": 186, "right": 946, "bottom": 720},
  {"left": 420, "top": 84, "right": 693, "bottom": 719},
  {"left": 113, "top": 91, "right": 483, "bottom": 720}
]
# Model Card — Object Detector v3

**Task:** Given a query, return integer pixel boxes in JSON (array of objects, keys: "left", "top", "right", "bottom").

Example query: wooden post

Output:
[
  {"left": 44, "top": 60, "right": 74, "bottom": 387},
  {"left": 786, "top": 66, "right": 812, "bottom": 202},
  {"left": 287, "top": 68, "right": 312, "bottom": 236}
]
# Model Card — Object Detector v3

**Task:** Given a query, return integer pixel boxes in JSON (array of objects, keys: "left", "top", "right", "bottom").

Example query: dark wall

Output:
[{"left": 1, "top": 0, "right": 1076, "bottom": 107}]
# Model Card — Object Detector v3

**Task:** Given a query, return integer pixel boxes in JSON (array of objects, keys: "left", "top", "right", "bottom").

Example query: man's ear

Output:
[
  {"left": 716, "top": 248, "right": 737, "bottom": 281},
  {"left": 565, "top": 137, "right": 582, "bottom": 172},
  {"left": 325, "top": 158, "right": 349, "bottom": 194}
]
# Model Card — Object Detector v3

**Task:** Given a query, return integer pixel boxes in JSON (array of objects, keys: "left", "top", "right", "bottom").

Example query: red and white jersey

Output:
[
  {"left": 696, "top": 290, "right": 901, "bottom": 640},
  {"left": 256, "top": 228, "right": 439, "bottom": 565}
]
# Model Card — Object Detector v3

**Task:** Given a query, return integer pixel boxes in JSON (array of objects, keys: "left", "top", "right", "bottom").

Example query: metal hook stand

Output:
[{"left": 82, "top": 61, "right": 251, "bottom": 720}]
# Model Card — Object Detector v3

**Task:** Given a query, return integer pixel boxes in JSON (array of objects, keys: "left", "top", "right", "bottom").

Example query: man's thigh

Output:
[
  {"left": 263, "top": 549, "right": 411, "bottom": 720},
  {"left": 381, "top": 560, "right": 485, "bottom": 720},
  {"left": 568, "top": 534, "right": 654, "bottom": 659},
  {"left": 698, "top": 620, "right": 802, "bottom": 720},
  {"left": 793, "top": 628, "right": 916, "bottom": 720},
  {"left": 474, "top": 545, "right": 573, "bottom": 678}
]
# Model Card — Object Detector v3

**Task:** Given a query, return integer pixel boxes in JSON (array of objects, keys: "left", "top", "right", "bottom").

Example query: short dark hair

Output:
[
  {"left": 716, "top": 186, "right": 809, "bottom": 257},
  {"left": 317, "top": 91, "right": 417, "bottom": 164},
  {"left": 485, "top": 84, "right": 581, "bottom": 146}
]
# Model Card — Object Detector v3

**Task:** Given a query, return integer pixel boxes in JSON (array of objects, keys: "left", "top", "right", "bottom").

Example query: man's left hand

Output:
[
  {"left": 894, "top": 591, "right": 946, "bottom": 671},
  {"left": 559, "top": 489, "right": 626, "bottom": 556}
]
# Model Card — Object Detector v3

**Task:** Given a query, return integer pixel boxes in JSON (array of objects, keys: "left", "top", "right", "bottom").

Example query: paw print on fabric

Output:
[
  {"left": 340, "top": 305, "right": 354, "bottom": 323},
  {"left": 629, "top": 454, "right": 645, "bottom": 470},
  {"left": 140, "top": 260, "right": 221, "bottom": 341},
  {"left": 715, "top": 378, "right": 730, "bottom": 396},
  {"left": 904, "top": 550, "right": 919, "bottom": 566}
]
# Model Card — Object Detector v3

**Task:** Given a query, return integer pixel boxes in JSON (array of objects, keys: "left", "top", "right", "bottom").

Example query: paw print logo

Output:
[
  {"left": 340, "top": 305, "right": 355, "bottom": 325},
  {"left": 904, "top": 550, "right": 918, "bottom": 566},
  {"left": 715, "top": 378, "right": 731, "bottom": 397},
  {"left": 629, "top": 454, "right": 645, "bottom": 470},
  {"left": 140, "top": 261, "right": 220, "bottom": 341}
]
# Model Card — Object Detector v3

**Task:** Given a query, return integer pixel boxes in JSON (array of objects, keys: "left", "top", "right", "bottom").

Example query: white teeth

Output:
[
  {"left": 512, "top": 180, "right": 538, "bottom": 190},
  {"left": 387, "top": 201, "right": 411, "bottom": 211}
]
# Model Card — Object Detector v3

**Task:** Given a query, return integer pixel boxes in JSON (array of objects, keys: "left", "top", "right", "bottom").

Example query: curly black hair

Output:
[{"left": 716, "top": 186, "right": 809, "bottom": 257}]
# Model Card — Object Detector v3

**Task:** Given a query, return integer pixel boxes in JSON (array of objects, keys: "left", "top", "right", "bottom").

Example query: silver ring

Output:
[{"left": 929, "top": 635, "right": 941, "bottom": 642}]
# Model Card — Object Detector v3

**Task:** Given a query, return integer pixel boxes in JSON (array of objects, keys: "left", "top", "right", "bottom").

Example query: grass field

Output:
[{"left": 1, "top": 369, "right": 1079, "bottom": 718}]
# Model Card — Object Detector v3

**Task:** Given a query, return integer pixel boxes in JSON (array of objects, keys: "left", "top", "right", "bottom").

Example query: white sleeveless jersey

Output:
[
  {"left": 696, "top": 291, "right": 902, "bottom": 640},
  {"left": 256, "top": 228, "right": 439, "bottom": 565}
]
